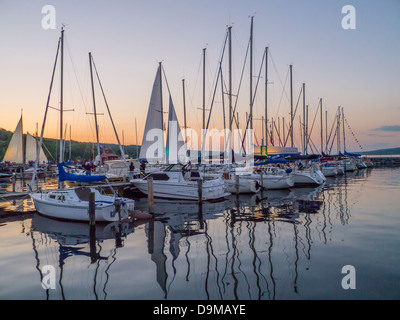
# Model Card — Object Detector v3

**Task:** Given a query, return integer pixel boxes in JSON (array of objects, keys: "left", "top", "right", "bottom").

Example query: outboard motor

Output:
[{"left": 113, "top": 197, "right": 123, "bottom": 219}]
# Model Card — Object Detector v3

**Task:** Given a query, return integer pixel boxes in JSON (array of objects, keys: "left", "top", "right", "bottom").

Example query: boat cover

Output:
[{"left": 57, "top": 163, "right": 106, "bottom": 183}]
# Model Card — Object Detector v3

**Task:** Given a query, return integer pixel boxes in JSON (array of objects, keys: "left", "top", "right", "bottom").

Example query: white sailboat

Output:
[
  {"left": 320, "top": 163, "right": 338, "bottom": 177},
  {"left": 132, "top": 64, "right": 228, "bottom": 201},
  {"left": 139, "top": 63, "right": 164, "bottom": 163},
  {"left": 2, "top": 116, "right": 24, "bottom": 164},
  {"left": 222, "top": 171, "right": 261, "bottom": 194},
  {"left": 292, "top": 163, "right": 325, "bottom": 186},
  {"left": 29, "top": 28, "right": 139, "bottom": 223},
  {"left": 234, "top": 165, "right": 295, "bottom": 190},
  {"left": 30, "top": 186, "right": 135, "bottom": 222},
  {"left": 2, "top": 117, "right": 48, "bottom": 179}
]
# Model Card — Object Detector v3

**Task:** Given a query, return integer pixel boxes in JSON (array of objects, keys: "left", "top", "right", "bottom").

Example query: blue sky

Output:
[{"left": 0, "top": 0, "right": 399, "bottom": 152}]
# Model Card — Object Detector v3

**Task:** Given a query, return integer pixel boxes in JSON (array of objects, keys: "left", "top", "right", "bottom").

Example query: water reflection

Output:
[
  {"left": 30, "top": 215, "right": 140, "bottom": 300},
  {"left": 2, "top": 168, "right": 373, "bottom": 300}
]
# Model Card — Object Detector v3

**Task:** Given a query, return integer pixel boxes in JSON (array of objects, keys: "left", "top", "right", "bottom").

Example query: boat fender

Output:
[{"left": 286, "top": 168, "right": 292, "bottom": 174}]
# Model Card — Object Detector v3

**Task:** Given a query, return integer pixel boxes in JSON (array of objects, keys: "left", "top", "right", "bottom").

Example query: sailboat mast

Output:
[
  {"left": 21, "top": 110, "right": 24, "bottom": 165},
  {"left": 159, "top": 62, "right": 164, "bottom": 133},
  {"left": 135, "top": 117, "right": 138, "bottom": 158},
  {"left": 182, "top": 78, "right": 187, "bottom": 143},
  {"left": 228, "top": 26, "right": 232, "bottom": 140},
  {"left": 302, "top": 83, "right": 306, "bottom": 154},
  {"left": 290, "top": 64, "right": 293, "bottom": 148},
  {"left": 202, "top": 48, "right": 206, "bottom": 131},
  {"left": 305, "top": 105, "right": 309, "bottom": 155},
  {"left": 342, "top": 107, "right": 346, "bottom": 153},
  {"left": 265, "top": 47, "right": 268, "bottom": 147},
  {"left": 249, "top": 16, "right": 254, "bottom": 131},
  {"left": 59, "top": 27, "right": 64, "bottom": 164},
  {"left": 283, "top": 117, "right": 286, "bottom": 147},
  {"left": 320, "top": 98, "right": 323, "bottom": 155},
  {"left": 337, "top": 106, "right": 341, "bottom": 154},
  {"left": 325, "top": 110, "right": 328, "bottom": 154},
  {"left": 89, "top": 52, "right": 101, "bottom": 159},
  {"left": 69, "top": 125, "right": 71, "bottom": 161}
]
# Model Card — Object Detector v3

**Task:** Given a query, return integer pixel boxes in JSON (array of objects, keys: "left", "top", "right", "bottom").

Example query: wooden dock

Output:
[{"left": 0, "top": 191, "right": 30, "bottom": 201}]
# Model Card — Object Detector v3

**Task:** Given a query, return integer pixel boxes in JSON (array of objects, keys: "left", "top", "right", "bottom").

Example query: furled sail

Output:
[
  {"left": 166, "top": 95, "right": 186, "bottom": 164},
  {"left": 25, "top": 132, "right": 48, "bottom": 164},
  {"left": 2, "top": 116, "right": 24, "bottom": 163},
  {"left": 139, "top": 65, "right": 164, "bottom": 162}
]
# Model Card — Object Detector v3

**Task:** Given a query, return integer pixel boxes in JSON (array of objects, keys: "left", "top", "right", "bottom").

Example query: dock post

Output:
[
  {"left": 12, "top": 174, "right": 16, "bottom": 192},
  {"left": 147, "top": 176, "right": 154, "bottom": 214},
  {"left": 89, "top": 191, "right": 97, "bottom": 263},
  {"left": 198, "top": 179, "right": 203, "bottom": 212},
  {"left": 235, "top": 174, "right": 239, "bottom": 197},
  {"left": 89, "top": 192, "right": 96, "bottom": 227}
]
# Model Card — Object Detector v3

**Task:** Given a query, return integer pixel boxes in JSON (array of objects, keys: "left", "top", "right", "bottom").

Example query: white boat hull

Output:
[
  {"left": 321, "top": 166, "right": 338, "bottom": 177},
  {"left": 239, "top": 173, "right": 294, "bottom": 189},
  {"left": 224, "top": 179, "right": 260, "bottom": 194},
  {"left": 132, "top": 179, "right": 228, "bottom": 201},
  {"left": 30, "top": 190, "right": 134, "bottom": 222},
  {"left": 293, "top": 171, "right": 324, "bottom": 186}
]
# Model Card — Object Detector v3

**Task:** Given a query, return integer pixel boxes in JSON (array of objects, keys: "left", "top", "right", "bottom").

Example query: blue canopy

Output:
[
  {"left": 254, "top": 159, "right": 289, "bottom": 166},
  {"left": 57, "top": 163, "right": 106, "bottom": 183}
]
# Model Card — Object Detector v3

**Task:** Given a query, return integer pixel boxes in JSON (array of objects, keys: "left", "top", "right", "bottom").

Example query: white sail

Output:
[
  {"left": 139, "top": 65, "right": 164, "bottom": 162},
  {"left": 2, "top": 116, "right": 24, "bottom": 164},
  {"left": 166, "top": 95, "right": 186, "bottom": 164},
  {"left": 25, "top": 132, "right": 48, "bottom": 164}
]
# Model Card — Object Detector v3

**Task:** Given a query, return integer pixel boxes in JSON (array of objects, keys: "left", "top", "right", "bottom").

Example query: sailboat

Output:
[
  {"left": 2, "top": 116, "right": 24, "bottom": 164},
  {"left": 132, "top": 64, "right": 228, "bottom": 201},
  {"left": 2, "top": 116, "right": 47, "bottom": 179},
  {"left": 29, "top": 28, "right": 139, "bottom": 223}
]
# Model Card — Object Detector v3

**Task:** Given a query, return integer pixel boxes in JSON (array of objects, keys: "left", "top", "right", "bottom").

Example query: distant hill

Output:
[
  {"left": 360, "top": 147, "right": 400, "bottom": 156},
  {"left": 0, "top": 127, "right": 140, "bottom": 162}
]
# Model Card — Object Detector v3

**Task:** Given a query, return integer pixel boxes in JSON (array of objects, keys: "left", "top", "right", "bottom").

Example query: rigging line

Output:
[
  {"left": 240, "top": 49, "right": 266, "bottom": 152},
  {"left": 30, "top": 35, "right": 60, "bottom": 187},
  {"left": 203, "top": 31, "right": 228, "bottom": 137},
  {"left": 274, "top": 67, "right": 289, "bottom": 120},
  {"left": 325, "top": 109, "right": 339, "bottom": 152},
  {"left": 306, "top": 101, "right": 321, "bottom": 151},
  {"left": 161, "top": 64, "right": 174, "bottom": 103},
  {"left": 64, "top": 37, "right": 92, "bottom": 136},
  {"left": 91, "top": 56, "right": 125, "bottom": 158},
  {"left": 269, "top": 51, "right": 291, "bottom": 104},
  {"left": 283, "top": 85, "right": 303, "bottom": 146},
  {"left": 230, "top": 39, "right": 250, "bottom": 129}
]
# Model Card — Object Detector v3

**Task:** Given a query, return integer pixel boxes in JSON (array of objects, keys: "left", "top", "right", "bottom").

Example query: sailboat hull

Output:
[
  {"left": 293, "top": 171, "right": 324, "bottom": 186},
  {"left": 132, "top": 179, "right": 228, "bottom": 201},
  {"left": 30, "top": 189, "right": 134, "bottom": 222}
]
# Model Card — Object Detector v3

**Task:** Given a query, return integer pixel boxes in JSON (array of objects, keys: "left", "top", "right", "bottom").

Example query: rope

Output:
[{"left": 344, "top": 116, "right": 363, "bottom": 150}]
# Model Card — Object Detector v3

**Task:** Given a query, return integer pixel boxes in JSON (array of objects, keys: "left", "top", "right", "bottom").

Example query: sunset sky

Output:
[{"left": 0, "top": 0, "right": 399, "bottom": 153}]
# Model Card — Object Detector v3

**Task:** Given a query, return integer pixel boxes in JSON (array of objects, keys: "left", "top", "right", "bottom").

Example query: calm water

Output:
[{"left": 0, "top": 167, "right": 399, "bottom": 300}]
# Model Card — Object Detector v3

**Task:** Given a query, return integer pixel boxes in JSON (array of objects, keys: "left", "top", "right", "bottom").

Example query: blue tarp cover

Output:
[{"left": 57, "top": 163, "right": 106, "bottom": 183}]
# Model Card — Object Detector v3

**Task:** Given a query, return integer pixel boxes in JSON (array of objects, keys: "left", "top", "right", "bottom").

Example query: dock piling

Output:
[
  {"left": 235, "top": 174, "right": 239, "bottom": 197},
  {"left": 89, "top": 191, "right": 96, "bottom": 227},
  {"left": 147, "top": 176, "right": 154, "bottom": 214}
]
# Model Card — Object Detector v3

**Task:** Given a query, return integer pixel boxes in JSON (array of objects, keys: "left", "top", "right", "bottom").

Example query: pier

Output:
[{"left": 363, "top": 156, "right": 400, "bottom": 167}]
